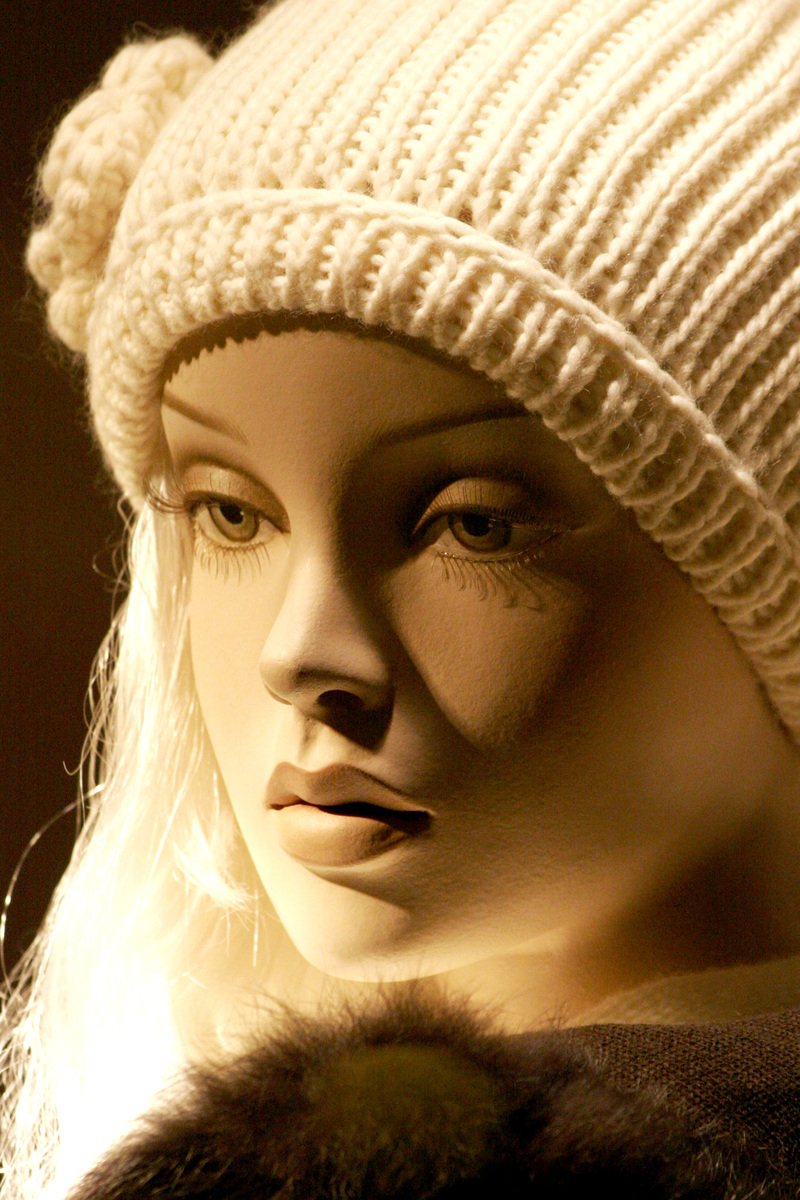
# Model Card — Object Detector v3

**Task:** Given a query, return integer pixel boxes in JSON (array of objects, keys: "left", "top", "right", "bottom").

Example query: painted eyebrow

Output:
[
  {"left": 161, "top": 389, "right": 529, "bottom": 446},
  {"left": 162, "top": 388, "right": 248, "bottom": 442},
  {"left": 375, "top": 402, "right": 530, "bottom": 447}
]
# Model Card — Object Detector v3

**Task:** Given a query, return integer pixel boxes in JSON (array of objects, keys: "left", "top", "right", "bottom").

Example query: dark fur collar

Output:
[{"left": 70, "top": 993, "right": 787, "bottom": 1198}]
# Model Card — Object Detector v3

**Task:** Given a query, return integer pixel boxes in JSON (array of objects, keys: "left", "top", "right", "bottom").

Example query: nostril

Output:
[
  {"left": 318, "top": 689, "right": 366, "bottom": 713},
  {"left": 312, "top": 687, "right": 392, "bottom": 749}
]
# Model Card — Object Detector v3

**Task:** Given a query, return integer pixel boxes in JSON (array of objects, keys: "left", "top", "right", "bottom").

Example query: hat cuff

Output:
[{"left": 89, "top": 188, "right": 800, "bottom": 735}]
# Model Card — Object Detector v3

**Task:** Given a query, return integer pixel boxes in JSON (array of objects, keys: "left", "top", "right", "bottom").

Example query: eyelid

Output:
[
  {"left": 411, "top": 477, "right": 559, "bottom": 537},
  {"left": 178, "top": 463, "right": 286, "bottom": 529}
]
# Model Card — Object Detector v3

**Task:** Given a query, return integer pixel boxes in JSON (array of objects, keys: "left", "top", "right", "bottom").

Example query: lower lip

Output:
[{"left": 272, "top": 803, "right": 428, "bottom": 867}]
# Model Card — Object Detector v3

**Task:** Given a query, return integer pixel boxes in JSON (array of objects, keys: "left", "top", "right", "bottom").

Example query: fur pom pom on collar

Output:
[{"left": 69, "top": 994, "right": 789, "bottom": 1199}]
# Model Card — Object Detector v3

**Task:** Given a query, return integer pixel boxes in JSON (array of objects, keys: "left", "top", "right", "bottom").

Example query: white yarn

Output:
[
  {"left": 27, "top": 36, "right": 211, "bottom": 352},
  {"left": 24, "top": 0, "right": 800, "bottom": 739}
]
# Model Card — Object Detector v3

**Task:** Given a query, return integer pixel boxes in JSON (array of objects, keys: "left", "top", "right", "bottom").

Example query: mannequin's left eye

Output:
[
  {"left": 412, "top": 478, "right": 566, "bottom": 559},
  {"left": 446, "top": 512, "right": 514, "bottom": 552}
]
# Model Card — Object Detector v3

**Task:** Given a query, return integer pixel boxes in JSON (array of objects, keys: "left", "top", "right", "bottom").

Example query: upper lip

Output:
[{"left": 266, "top": 762, "right": 427, "bottom": 814}]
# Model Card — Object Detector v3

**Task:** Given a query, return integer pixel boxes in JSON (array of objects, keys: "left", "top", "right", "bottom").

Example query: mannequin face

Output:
[{"left": 160, "top": 327, "right": 790, "bottom": 986}]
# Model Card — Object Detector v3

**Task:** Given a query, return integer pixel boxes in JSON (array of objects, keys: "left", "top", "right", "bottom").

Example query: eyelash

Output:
[
  {"left": 435, "top": 543, "right": 558, "bottom": 606},
  {"left": 146, "top": 481, "right": 275, "bottom": 581},
  {"left": 413, "top": 478, "right": 568, "bottom": 605},
  {"left": 192, "top": 528, "right": 272, "bottom": 581},
  {"left": 145, "top": 478, "right": 567, "bottom": 603}
]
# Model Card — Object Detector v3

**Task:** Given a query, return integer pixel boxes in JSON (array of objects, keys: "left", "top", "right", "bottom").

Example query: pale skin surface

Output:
[{"left": 160, "top": 326, "right": 800, "bottom": 1026}]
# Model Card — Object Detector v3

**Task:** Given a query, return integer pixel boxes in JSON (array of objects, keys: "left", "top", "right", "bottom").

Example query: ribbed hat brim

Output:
[{"left": 89, "top": 187, "right": 800, "bottom": 733}]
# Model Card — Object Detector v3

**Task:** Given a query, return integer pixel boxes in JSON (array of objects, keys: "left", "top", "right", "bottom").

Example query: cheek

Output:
[
  {"left": 188, "top": 558, "right": 283, "bottom": 798},
  {"left": 387, "top": 529, "right": 776, "bottom": 838},
  {"left": 385, "top": 562, "right": 589, "bottom": 749}
]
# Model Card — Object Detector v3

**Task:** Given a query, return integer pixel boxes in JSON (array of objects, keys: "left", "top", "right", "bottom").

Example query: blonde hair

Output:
[
  {"left": 12, "top": 0, "right": 800, "bottom": 1191},
  {"left": 0, "top": 503, "right": 314, "bottom": 1198}
]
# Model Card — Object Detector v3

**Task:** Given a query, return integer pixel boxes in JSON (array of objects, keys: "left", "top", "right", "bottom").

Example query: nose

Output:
[{"left": 259, "top": 553, "right": 393, "bottom": 748}]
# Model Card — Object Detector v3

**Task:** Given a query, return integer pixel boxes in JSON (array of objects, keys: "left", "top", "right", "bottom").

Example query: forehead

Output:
[
  {"left": 161, "top": 326, "right": 611, "bottom": 511},
  {"left": 164, "top": 326, "right": 519, "bottom": 445}
]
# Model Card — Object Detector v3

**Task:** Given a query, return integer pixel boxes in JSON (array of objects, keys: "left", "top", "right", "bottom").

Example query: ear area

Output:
[{"left": 26, "top": 36, "right": 213, "bottom": 354}]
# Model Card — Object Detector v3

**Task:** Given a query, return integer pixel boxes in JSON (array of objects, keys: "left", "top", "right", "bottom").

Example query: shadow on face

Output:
[{"left": 157, "top": 322, "right": 800, "bottom": 1014}]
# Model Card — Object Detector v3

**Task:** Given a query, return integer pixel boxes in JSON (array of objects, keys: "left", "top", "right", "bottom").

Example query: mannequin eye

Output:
[
  {"left": 193, "top": 499, "right": 275, "bottom": 546},
  {"left": 439, "top": 511, "right": 560, "bottom": 558},
  {"left": 412, "top": 478, "right": 568, "bottom": 560},
  {"left": 446, "top": 512, "right": 515, "bottom": 553}
]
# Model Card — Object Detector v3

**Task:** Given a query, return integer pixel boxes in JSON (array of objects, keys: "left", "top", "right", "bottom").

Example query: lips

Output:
[{"left": 267, "top": 763, "right": 430, "bottom": 867}]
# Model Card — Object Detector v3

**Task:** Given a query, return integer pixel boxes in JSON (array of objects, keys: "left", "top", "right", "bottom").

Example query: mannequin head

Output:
[
  {"left": 159, "top": 323, "right": 800, "bottom": 992},
  {"left": 9, "top": 1, "right": 800, "bottom": 1195}
]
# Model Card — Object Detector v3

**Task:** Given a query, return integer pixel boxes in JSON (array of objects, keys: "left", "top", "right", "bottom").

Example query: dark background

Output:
[{"left": 2, "top": 3, "right": 256, "bottom": 976}]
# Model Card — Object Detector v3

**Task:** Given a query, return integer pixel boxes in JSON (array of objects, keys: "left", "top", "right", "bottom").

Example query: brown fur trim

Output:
[{"left": 69, "top": 993, "right": 785, "bottom": 1199}]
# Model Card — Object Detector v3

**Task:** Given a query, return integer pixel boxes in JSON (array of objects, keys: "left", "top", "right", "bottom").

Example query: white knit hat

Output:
[{"left": 27, "top": 0, "right": 800, "bottom": 735}]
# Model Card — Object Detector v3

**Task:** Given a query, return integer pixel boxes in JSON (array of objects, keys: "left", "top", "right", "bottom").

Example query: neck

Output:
[{"left": 438, "top": 753, "right": 800, "bottom": 1031}]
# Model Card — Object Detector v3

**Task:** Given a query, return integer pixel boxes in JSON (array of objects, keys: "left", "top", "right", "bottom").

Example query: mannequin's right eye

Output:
[{"left": 192, "top": 499, "right": 275, "bottom": 547}]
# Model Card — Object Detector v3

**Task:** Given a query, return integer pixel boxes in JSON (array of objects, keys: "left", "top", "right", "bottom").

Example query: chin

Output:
[
  {"left": 272, "top": 898, "right": 509, "bottom": 984},
  {"left": 275, "top": 903, "right": 434, "bottom": 981},
  {"left": 259, "top": 847, "right": 538, "bottom": 983}
]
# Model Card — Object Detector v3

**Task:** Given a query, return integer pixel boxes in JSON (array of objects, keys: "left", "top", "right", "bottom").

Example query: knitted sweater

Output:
[{"left": 69, "top": 959, "right": 800, "bottom": 1199}]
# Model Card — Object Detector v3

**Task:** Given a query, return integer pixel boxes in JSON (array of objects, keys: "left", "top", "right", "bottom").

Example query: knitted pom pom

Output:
[{"left": 26, "top": 36, "right": 212, "bottom": 353}]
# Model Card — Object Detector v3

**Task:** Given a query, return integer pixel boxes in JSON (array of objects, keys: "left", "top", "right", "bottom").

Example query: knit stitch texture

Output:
[{"left": 26, "top": 0, "right": 800, "bottom": 734}]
